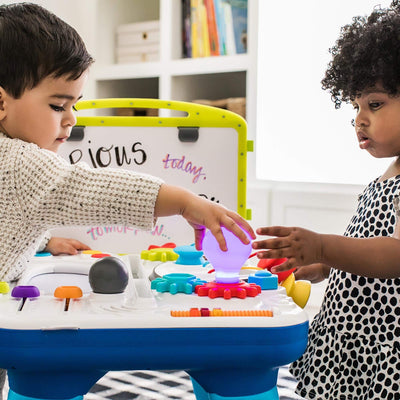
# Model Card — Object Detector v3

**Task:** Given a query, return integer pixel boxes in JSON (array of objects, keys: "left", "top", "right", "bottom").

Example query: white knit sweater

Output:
[{"left": 0, "top": 133, "right": 163, "bottom": 281}]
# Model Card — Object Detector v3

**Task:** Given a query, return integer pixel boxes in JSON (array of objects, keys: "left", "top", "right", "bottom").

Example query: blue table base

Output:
[{"left": 191, "top": 378, "right": 279, "bottom": 400}]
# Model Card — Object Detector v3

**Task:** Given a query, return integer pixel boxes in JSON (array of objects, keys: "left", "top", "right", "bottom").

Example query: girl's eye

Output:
[
  {"left": 50, "top": 104, "right": 65, "bottom": 112},
  {"left": 369, "top": 101, "right": 382, "bottom": 109}
]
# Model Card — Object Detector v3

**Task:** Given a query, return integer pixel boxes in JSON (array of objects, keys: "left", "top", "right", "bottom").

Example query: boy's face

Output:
[
  {"left": 0, "top": 70, "right": 88, "bottom": 153},
  {"left": 352, "top": 85, "right": 400, "bottom": 159}
]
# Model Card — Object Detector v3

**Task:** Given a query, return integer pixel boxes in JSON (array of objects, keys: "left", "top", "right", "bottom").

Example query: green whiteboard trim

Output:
[{"left": 75, "top": 98, "right": 250, "bottom": 219}]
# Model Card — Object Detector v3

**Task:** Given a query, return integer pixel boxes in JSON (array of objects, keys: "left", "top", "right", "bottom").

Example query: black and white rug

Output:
[
  {"left": 83, "top": 366, "right": 304, "bottom": 400},
  {"left": 2, "top": 366, "right": 303, "bottom": 399}
]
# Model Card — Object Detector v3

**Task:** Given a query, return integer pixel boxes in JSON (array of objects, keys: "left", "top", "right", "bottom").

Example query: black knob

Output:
[{"left": 89, "top": 256, "right": 129, "bottom": 294}]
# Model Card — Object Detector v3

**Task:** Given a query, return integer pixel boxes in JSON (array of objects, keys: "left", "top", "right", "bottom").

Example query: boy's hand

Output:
[
  {"left": 45, "top": 237, "right": 91, "bottom": 255},
  {"left": 154, "top": 184, "right": 255, "bottom": 251},
  {"left": 183, "top": 198, "right": 255, "bottom": 251},
  {"left": 252, "top": 226, "right": 323, "bottom": 272}
]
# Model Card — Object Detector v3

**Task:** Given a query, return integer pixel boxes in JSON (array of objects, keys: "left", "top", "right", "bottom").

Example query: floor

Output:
[
  {"left": 84, "top": 367, "right": 304, "bottom": 400},
  {"left": 2, "top": 366, "right": 303, "bottom": 399}
]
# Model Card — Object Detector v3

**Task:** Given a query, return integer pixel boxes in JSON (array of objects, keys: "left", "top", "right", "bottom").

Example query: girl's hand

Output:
[
  {"left": 294, "top": 263, "right": 331, "bottom": 283},
  {"left": 45, "top": 237, "right": 91, "bottom": 255},
  {"left": 252, "top": 226, "right": 323, "bottom": 272}
]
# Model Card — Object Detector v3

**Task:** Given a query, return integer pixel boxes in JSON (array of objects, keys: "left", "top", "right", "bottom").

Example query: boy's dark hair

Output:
[
  {"left": 0, "top": 2, "right": 94, "bottom": 98},
  {"left": 322, "top": 0, "right": 400, "bottom": 108}
]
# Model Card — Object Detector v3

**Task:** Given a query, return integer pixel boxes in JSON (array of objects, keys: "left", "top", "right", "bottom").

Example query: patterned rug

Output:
[
  {"left": 2, "top": 366, "right": 303, "bottom": 399},
  {"left": 83, "top": 366, "right": 304, "bottom": 400}
]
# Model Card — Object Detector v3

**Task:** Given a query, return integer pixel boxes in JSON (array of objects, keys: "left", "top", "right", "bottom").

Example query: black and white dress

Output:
[{"left": 290, "top": 175, "right": 400, "bottom": 400}]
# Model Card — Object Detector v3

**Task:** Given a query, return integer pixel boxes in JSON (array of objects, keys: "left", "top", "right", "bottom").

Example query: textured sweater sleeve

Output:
[
  {"left": 13, "top": 141, "right": 163, "bottom": 231},
  {"left": 0, "top": 137, "right": 164, "bottom": 281}
]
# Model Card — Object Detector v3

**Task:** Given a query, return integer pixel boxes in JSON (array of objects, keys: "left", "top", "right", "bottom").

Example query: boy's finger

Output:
[
  {"left": 209, "top": 227, "right": 227, "bottom": 251},
  {"left": 193, "top": 227, "right": 205, "bottom": 250},
  {"left": 227, "top": 213, "right": 256, "bottom": 240}
]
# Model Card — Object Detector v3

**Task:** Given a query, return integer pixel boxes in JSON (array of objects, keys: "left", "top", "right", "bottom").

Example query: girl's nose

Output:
[{"left": 354, "top": 109, "right": 369, "bottom": 128}]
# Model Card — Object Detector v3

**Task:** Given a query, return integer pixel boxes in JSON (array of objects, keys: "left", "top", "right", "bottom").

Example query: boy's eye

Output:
[{"left": 50, "top": 104, "right": 65, "bottom": 112}]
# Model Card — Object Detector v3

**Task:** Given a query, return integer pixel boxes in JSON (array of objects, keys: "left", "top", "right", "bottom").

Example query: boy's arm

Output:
[
  {"left": 253, "top": 226, "right": 400, "bottom": 279},
  {"left": 155, "top": 184, "right": 256, "bottom": 251}
]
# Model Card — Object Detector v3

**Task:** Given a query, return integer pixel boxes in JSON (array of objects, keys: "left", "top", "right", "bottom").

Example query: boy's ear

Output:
[{"left": 0, "top": 87, "right": 8, "bottom": 120}]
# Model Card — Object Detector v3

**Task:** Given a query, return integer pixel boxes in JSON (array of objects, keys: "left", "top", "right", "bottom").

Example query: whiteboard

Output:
[{"left": 52, "top": 99, "right": 250, "bottom": 253}]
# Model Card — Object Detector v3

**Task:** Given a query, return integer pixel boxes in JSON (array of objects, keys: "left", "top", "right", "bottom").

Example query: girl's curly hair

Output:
[{"left": 322, "top": 1, "right": 400, "bottom": 108}]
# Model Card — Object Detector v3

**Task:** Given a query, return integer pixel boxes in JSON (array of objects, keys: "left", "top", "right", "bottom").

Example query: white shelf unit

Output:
[{"left": 89, "top": 0, "right": 259, "bottom": 136}]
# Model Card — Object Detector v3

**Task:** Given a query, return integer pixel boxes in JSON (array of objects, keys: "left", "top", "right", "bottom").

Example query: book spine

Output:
[
  {"left": 204, "top": 0, "right": 220, "bottom": 55},
  {"left": 182, "top": 0, "right": 192, "bottom": 58},
  {"left": 190, "top": 0, "right": 200, "bottom": 57},
  {"left": 213, "top": 0, "right": 227, "bottom": 55},
  {"left": 231, "top": 0, "right": 248, "bottom": 54},
  {"left": 222, "top": 0, "right": 236, "bottom": 55},
  {"left": 200, "top": 1, "right": 211, "bottom": 57}
]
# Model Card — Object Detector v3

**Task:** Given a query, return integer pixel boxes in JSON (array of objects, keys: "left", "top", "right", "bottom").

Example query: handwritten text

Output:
[{"left": 162, "top": 154, "right": 206, "bottom": 183}]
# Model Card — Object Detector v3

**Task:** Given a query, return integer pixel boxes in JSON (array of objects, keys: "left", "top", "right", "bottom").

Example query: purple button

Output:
[{"left": 11, "top": 285, "right": 40, "bottom": 299}]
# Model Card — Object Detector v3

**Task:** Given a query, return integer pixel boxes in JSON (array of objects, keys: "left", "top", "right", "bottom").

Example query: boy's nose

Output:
[{"left": 63, "top": 109, "right": 77, "bottom": 127}]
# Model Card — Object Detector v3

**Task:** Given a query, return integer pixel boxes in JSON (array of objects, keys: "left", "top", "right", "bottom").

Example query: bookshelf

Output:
[{"left": 83, "top": 0, "right": 258, "bottom": 141}]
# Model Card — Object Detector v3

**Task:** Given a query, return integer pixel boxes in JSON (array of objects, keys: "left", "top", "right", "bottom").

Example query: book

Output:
[
  {"left": 213, "top": 0, "right": 227, "bottom": 55},
  {"left": 204, "top": 0, "right": 219, "bottom": 56},
  {"left": 231, "top": 0, "right": 247, "bottom": 54},
  {"left": 222, "top": 0, "right": 236, "bottom": 55},
  {"left": 182, "top": 0, "right": 192, "bottom": 58},
  {"left": 200, "top": 1, "right": 211, "bottom": 57},
  {"left": 190, "top": 0, "right": 201, "bottom": 57}
]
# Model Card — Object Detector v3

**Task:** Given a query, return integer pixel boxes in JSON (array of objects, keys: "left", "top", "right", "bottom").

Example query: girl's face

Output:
[
  {"left": 0, "top": 71, "right": 88, "bottom": 153},
  {"left": 352, "top": 85, "right": 400, "bottom": 159}
]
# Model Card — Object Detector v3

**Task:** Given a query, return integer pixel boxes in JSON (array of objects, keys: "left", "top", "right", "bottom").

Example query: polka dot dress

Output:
[{"left": 290, "top": 176, "right": 400, "bottom": 400}]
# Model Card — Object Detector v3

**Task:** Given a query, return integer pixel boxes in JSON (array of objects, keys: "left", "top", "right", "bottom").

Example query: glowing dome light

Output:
[{"left": 202, "top": 227, "right": 253, "bottom": 284}]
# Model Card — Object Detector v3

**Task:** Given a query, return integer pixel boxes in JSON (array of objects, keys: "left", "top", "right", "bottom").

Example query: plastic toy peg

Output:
[
  {"left": 54, "top": 286, "right": 83, "bottom": 311},
  {"left": 200, "top": 307, "right": 210, "bottom": 317},
  {"left": 173, "top": 244, "right": 206, "bottom": 266},
  {"left": 195, "top": 281, "right": 261, "bottom": 299},
  {"left": 82, "top": 250, "right": 103, "bottom": 255},
  {"left": 190, "top": 307, "right": 201, "bottom": 317},
  {"left": 140, "top": 247, "right": 179, "bottom": 262},
  {"left": 280, "top": 273, "right": 311, "bottom": 309},
  {"left": 257, "top": 257, "right": 296, "bottom": 283},
  {"left": 11, "top": 286, "right": 40, "bottom": 299},
  {"left": 147, "top": 242, "right": 176, "bottom": 250},
  {"left": 34, "top": 251, "right": 52, "bottom": 257},
  {"left": 151, "top": 273, "right": 206, "bottom": 294},
  {"left": 248, "top": 271, "right": 278, "bottom": 290},
  {"left": 54, "top": 286, "right": 83, "bottom": 299},
  {"left": 91, "top": 253, "right": 111, "bottom": 259},
  {"left": 0, "top": 282, "right": 9, "bottom": 294},
  {"left": 202, "top": 227, "right": 253, "bottom": 284}
]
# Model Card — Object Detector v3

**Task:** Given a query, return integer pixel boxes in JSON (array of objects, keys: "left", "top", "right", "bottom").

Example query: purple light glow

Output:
[{"left": 202, "top": 227, "right": 252, "bottom": 284}]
